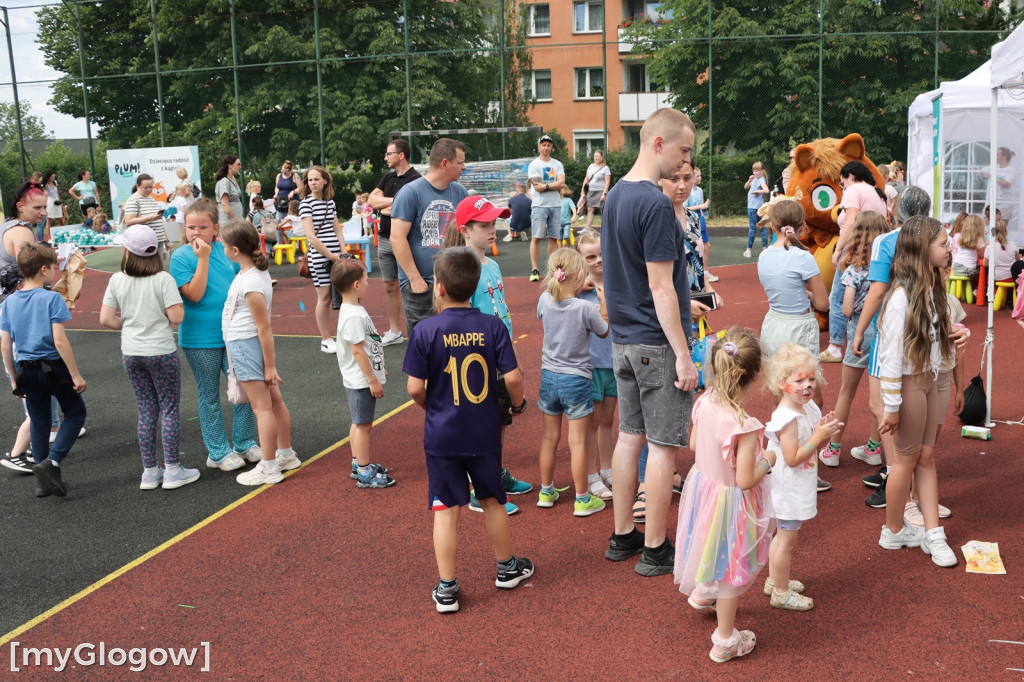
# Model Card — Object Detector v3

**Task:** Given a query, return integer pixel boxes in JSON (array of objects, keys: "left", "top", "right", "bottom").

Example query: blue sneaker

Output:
[
  {"left": 468, "top": 492, "right": 519, "bottom": 515},
  {"left": 162, "top": 465, "right": 200, "bottom": 490},
  {"left": 140, "top": 468, "right": 163, "bottom": 490},
  {"left": 501, "top": 468, "right": 533, "bottom": 495}
]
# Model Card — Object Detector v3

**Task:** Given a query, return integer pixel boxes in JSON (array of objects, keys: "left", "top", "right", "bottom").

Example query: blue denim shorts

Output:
[
  {"left": 226, "top": 337, "right": 265, "bottom": 381},
  {"left": 591, "top": 367, "right": 618, "bottom": 401},
  {"left": 538, "top": 369, "right": 594, "bottom": 420},
  {"left": 843, "top": 313, "right": 876, "bottom": 370},
  {"left": 531, "top": 206, "right": 560, "bottom": 239}
]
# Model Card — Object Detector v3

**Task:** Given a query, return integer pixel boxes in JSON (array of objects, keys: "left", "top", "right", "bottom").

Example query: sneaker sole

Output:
[
  {"left": 505, "top": 486, "right": 534, "bottom": 495},
  {"left": 277, "top": 458, "right": 302, "bottom": 472},
  {"left": 862, "top": 478, "right": 885, "bottom": 489},
  {"left": 496, "top": 568, "right": 534, "bottom": 589},
  {"left": 139, "top": 480, "right": 162, "bottom": 490},
  {"left": 851, "top": 451, "right": 883, "bottom": 466},
  {"left": 0, "top": 459, "right": 33, "bottom": 474},
  {"left": 818, "top": 453, "right": 839, "bottom": 467},
  {"left": 537, "top": 498, "right": 557, "bottom": 508},
  {"left": 162, "top": 473, "right": 201, "bottom": 490},
  {"left": 879, "top": 537, "right": 922, "bottom": 549},
  {"left": 604, "top": 545, "right": 643, "bottom": 561},
  {"left": 433, "top": 598, "right": 459, "bottom": 614},
  {"left": 382, "top": 338, "right": 406, "bottom": 346},
  {"left": 866, "top": 496, "right": 887, "bottom": 509},
  {"left": 208, "top": 459, "right": 245, "bottom": 471},
  {"left": 237, "top": 472, "right": 285, "bottom": 486},
  {"left": 635, "top": 560, "right": 673, "bottom": 577}
]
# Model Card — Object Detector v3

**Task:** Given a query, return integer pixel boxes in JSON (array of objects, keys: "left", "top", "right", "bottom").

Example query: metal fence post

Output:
[
  {"left": 818, "top": 0, "right": 823, "bottom": 138},
  {"left": 403, "top": 0, "right": 413, "bottom": 147},
  {"left": 314, "top": 0, "right": 326, "bottom": 165},
  {"left": 74, "top": 4, "right": 95, "bottom": 176},
  {"left": 2, "top": 7, "right": 27, "bottom": 177},
  {"left": 706, "top": 0, "right": 713, "bottom": 206},
  {"left": 229, "top": 0, "right": 244, "bottom": 185},
  {"left": 150, "top": 0, "right": 166, "bottom": 146},
  {"left": 500, "top": 0, "right": 507, "bottom": 158}
]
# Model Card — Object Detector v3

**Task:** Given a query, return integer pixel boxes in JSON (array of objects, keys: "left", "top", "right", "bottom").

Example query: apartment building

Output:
[{"left": 520, "top": 1, "right": 673, "bottom": 158}]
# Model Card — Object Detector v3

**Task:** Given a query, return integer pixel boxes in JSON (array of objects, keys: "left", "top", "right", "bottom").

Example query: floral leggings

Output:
[{"left": 123, "top": 352, "right": 181, "bottom": 469}]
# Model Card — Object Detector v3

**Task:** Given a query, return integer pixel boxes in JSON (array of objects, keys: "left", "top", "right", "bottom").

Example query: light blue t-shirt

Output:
[
  {"left": 757, "top": 246, "right": 821, "bottom": 314},
  {"left": 470, "top": 257, "right": 512, "bottom": 339},
  {"left": 686, "top": 186, "right": 706, "bottom": 218},
  {"left": 390, "top": 177, "right": 468, "bottom": 288},
  {"left": 560, "top": 197, "right": 574, "bottom": 225},
  {"left": 170, "top": 240, "right": 240, "bottom": 349},
  {"left": 579, "top": 289, "right": 612, "bottom": 369},
  {"left": 0, "top": 287, "right": 71, "bottom": 360},
  {"left": 747, "top": 177, "right": 767, "bottom": 210}
]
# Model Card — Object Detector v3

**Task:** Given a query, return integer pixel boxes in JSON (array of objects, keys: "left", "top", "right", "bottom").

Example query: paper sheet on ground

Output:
[{"left": 961, "top": 541, "right": 1006, "bottom": 574}]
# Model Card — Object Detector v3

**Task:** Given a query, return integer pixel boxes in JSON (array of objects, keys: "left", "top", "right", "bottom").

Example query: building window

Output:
[
  {"left": 942, "top": 141, "right": 992, "bottom": 217},
  {"left": 624, "top": 0, "right": 671, "bottom": 21},
  {"left": 575, "top": 67, "right": 604, "bottom": 100},
  {"left": 574, "top": 131, "right": 606, "bottom": 158},
  {"left": 574, "top": 1, "right": 604, "bottom": 33},
  {"left": 526, "top": 4, "right": 550, "bottom": 36},
  {"left": 624, "top": 127, "right": 641, "bottom": 149},
  {"left": 522, "top": 70, "right": 552, "bottom": 102},
  {"left": 624, "top": 62, "right": 664, "bottom": 92}
]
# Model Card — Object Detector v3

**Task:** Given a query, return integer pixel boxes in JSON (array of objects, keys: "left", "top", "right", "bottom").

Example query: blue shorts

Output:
[
  {"left": 226, "top": 337, "right": 265, "bottom": 381},
  {"left": 560, "top": 222, "right": 572, "bottom": 240},
  {"left": 426, "top": 453, "right": 507, "bottom": 510},
  {"left": 699, "top": 215, "right": 709, "bottom": 243},
  {"left": 538, "top": 369, "right": 594, "bottom": 420},
  {"left": 777, "top": 518, "right": 803, "bottom": 531},
  {"left": 591, "top": 367, "right": 618, "bottom": 401},
  {"left": 531, "top": 206, "right": 560, "bottom": 239},
  {"left": 843, "top": 314, "right": 876, "bottom": 370},
  {"left": 346, "top": 387, "right": 377, "bottom": 425}
]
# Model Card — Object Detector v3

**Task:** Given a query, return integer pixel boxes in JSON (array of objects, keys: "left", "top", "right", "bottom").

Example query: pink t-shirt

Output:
[{"left": 838, "top": 182, "right": 888, "bottom": 234}]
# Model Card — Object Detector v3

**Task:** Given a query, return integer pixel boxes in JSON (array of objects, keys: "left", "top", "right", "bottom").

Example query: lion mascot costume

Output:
[{"left": 782, "top": 133, "right": 885, "bottom": 327}]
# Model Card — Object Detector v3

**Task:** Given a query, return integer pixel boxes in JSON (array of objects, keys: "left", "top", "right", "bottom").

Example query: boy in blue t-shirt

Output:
[
  {"left": 743, "top": 161, "right": 770, "bottom": 257},
  {"left": 404, "top": 247, "right": 534, "bottom": 613},
  {"left": 451, "top": 196, "right": 534, "bottom": 512},
  {"left": 1, "top": 244, "right": 87, "bottom": 498}
]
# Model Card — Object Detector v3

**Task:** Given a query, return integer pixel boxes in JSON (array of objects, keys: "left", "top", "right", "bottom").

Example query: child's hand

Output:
[
  {"left": 369, "top": 377, "right": 384, "bottom": 399},
  {"left": 879, "top": 411, "right": 899, "bottom": 434},
  {"left": 264, "top": 367, "right": 283, "bottom": 386},
  {"left": 191, "top": 238, "right": 211, "bottom": 259},
  {"left": 71, "top": 373, "right": 87, "bottom": 394},
  {"left": 954, "top": 389, "right": 965, "bottom": 414},
  {"left": 10, "top": 379, "right": 23, "bottom": 398},
  {"left": 815, "top": 411, "right": 843, "bottom": 441},
  {"left": 748, "top": 174, "right": 755, "bottom": 183},
  {"left": 951, "top": 323, "right": 970, "bottom": 350}
]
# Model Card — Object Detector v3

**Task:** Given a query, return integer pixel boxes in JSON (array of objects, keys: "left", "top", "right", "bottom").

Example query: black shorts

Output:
[{"left": 426, "top": 453, "right": 506, "bottom": 510}]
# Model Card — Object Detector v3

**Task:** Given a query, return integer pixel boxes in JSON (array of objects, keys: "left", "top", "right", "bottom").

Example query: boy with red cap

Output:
[{"left": 448, "top": 196, "right": 534, "bottom": 510}]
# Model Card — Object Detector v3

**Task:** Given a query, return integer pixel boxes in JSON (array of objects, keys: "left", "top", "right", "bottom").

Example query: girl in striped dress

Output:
[{"left": 300, "top": 165, "right": 346, "bottom": 353}]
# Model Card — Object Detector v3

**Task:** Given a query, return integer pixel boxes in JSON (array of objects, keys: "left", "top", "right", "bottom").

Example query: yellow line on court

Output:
[{"left": 0, "top": 399, "right": 414, "bottom": 646}]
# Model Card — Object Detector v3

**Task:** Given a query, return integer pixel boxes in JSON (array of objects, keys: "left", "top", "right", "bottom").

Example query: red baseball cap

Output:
[{"left": 455, "top": 196, "right": 511, "bottom": 228}]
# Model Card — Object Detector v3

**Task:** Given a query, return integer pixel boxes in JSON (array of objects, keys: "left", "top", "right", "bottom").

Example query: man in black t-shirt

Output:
[
  {"left": 368, "top": 139, "right": 421, "bottom": 345},
  {"left": 503, "top": 183, "right": 532, "bottom": 242}
]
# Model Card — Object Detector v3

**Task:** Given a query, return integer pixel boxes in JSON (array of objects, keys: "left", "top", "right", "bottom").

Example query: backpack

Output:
[
  {"left": 958, "top": 374, "right": 987, "bottom": 426},
  {"left": 258, "top": 212, "right": 280, "bottom": 244}
]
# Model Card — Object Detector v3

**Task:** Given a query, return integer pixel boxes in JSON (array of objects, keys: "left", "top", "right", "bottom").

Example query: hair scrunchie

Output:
[
  {"left": 782, "top": 225, "right": 795, "bottom": 236},
  {"left": 554, "top": 267, "right": 566, "bottom": 283},
  {"left": 722, "top": 341, "right": 738, "bottom": 357}
]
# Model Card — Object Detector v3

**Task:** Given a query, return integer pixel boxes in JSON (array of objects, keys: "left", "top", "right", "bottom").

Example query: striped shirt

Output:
[
  {"left": 299, "top": 196, "right": 341, "bottom": 263},
  {"left": 122, "top": 193, "right": 168, "bottom": 243}
]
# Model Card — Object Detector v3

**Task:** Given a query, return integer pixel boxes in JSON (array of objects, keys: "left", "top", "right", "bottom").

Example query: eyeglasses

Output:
[{"left": 384, "top": 151, "right": 399, "bottom": 157}]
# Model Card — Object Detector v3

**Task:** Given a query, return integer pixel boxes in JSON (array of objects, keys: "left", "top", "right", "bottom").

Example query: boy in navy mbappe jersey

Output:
[{"left": 404, "top": 247, "right": 534, "bottom": 613}]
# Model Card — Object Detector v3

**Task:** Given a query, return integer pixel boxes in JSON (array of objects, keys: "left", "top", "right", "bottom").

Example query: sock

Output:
[
  {"left": 587, "top": 473, "right": 600, "bottom": 484},
  {"left": 576, "top": 493, "right": 590, "bottom": 503},
  {"left": 164, "top": 463, "right": 179, "bottom": 472},
  {"left": 867, "top": 438, "right": 882, "bottom": 452},
  {"left": 351, "top": 457, "right": 357, "bottom": 468},
  {"left": 541, "top": 484, "right": 554, "bottom": 495},
  {"left": 357, "top": 464, "right": 373, "bottom": 476},
  {"left": 49, "top": 459, "right": 59, "bottom": 467},
  {"left": 826, "top": 345, "right": 842, "bottom": 356},
  {"left": 144, "top": 465, "right": 161, "bottom": 474},
  {"left": 884, "top": 465, "right": 892, "bottom": 474},
  {"left": 497, "top": 555, "right": 516, "bottom": 571},
  {"left": 261, "top": 459, "right": 279, "bottom": 472},
  {"left": 276, "top": 447, "right": 294, "bottom": 458},
  {"left": 827, "top": 442, "right": 841, "bottom": 453},
  {"left": 600, "top": 467, "right": 612, "bottom": 479},
  {"left": 439, "top": 577, "right": 458, "bottom": 591}
]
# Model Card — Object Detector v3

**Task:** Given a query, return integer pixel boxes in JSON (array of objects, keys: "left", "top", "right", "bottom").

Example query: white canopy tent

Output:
[
  {"left": 907, "top": 57, "right": 1024, "bottom": 243},
  {"left": 983, "top": 21, "right": 1024, "bottom": 427}
]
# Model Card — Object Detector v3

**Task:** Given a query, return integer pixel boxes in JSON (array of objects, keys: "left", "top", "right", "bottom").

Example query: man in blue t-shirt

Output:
[
  {"left": 403, "top": 247, "right": 532, "bottom": 613},
  {"left": 390, "top": 138, "right": 468, "bottom": 335},
  {"left": 600, "top": 107, "right": 698, "bottom": 578},
  {"left": 504, "top": 184, "right": 532, "bottom": 242}
]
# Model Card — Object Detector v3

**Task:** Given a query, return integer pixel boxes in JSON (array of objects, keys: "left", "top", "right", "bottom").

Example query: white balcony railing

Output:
[
  {"left": 618, "top": 92, "right": 674, "bottom": 122},
  {"left": 617, "top": 27, "right": 633, "bottom": 53}
]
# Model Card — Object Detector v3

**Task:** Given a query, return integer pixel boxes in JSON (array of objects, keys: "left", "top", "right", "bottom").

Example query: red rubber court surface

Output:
[{"left": 2, "top": 262, "right": 1023, "bottom": 678}]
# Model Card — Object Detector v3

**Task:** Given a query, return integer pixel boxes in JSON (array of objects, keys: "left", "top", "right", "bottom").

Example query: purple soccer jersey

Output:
[{"left": 403, "top": 307, "right": 518, "bottom": 458}]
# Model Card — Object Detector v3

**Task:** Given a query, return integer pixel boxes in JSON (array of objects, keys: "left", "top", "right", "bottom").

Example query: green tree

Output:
[
  {"left": 0, "top": 101, "right": 52, "bottom": 142},
  {"left": 625, "top": 0, "right": 1021, "bottom": 164},
  {"left": 37, "top": 0, "right": 534, "bottom": 181}
]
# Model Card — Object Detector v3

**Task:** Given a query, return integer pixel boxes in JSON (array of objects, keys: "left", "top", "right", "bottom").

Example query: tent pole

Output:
[{"left": 985, "top": 86, "right": 996, "bottom": 429}]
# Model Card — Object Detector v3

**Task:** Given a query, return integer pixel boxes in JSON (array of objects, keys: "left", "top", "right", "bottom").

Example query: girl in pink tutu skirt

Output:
[{"left": 675, "top": 327, "right": 775, "bottom": 663}]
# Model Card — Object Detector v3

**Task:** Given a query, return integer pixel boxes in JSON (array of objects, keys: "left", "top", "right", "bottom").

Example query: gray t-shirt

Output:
[
  {"left": 537, "top": 291, "right": 608, "bottom": 379},
  {"left": 528, "top": 157, "right": 565, "bottom": 208},
  {"left": 390, "top": 177, "right": 468, "bottom": 287},
  {"left": 215, "top": 176, "right": 244, "bottom": 224},
  {"left": 756, "top": 245, "right": 821, "bottom": 314},
  {"left": 101, "top": 271, "right": 183, "bottom": 356}
]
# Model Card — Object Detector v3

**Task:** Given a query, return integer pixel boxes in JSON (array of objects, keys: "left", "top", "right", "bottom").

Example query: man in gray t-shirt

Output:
[{"left": 527, "top": 135, "right": 566, "bottom": 282}]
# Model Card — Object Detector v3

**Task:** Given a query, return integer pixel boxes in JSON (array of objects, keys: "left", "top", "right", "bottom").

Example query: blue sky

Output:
[{"left": 0, "top": 0, "right": 90, "bottom": 139}]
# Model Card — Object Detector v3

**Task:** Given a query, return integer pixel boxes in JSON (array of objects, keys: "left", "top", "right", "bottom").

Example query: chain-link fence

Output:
[{"left": 0, "top": 0, "right": 1018, "bottom": 221}]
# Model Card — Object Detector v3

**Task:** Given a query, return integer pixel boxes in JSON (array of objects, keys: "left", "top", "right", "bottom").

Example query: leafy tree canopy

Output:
[{"left": 0, "top": 100, "right": 52, "bottom": 142}]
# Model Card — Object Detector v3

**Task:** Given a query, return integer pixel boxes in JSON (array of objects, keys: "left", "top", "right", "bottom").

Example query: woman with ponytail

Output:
[{"left": 219, "top": 220, "right": 300, "bottom": 486}]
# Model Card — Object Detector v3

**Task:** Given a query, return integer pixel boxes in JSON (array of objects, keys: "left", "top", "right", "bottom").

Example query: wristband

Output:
[{"left": 510, "top": 398, "right": 528, "bottom": 414}]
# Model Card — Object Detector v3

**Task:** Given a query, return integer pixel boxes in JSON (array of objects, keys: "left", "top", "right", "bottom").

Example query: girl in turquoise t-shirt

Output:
[{"left": 559, "top": 187, "right": 577, "bottom": 244}]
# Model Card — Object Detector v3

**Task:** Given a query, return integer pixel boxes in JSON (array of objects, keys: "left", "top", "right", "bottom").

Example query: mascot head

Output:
[{"left": 786, "top": 133, "right": 884, "bottom": 248}]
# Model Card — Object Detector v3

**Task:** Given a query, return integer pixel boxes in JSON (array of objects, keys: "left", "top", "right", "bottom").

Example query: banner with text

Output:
[{"left": 106, "top": 146, "right": 201, "bottom": 223}]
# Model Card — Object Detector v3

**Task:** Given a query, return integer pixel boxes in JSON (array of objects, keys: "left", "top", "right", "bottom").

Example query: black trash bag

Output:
[{"left": 958, "top": 375, "right": 987, "bottom": 426}]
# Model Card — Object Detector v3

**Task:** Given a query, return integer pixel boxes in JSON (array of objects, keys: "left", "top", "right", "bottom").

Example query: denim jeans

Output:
[
  {"left": 828, "top": 266, "right": 846, "bottom": 346},
  {"left": 638, "top": 441, "right": 648, "bottom": 483},
  {"left": 747, "top": 209, "right": 767, "bottom": 248},
  {"left": 17, "top": 361, "right": 87, "bottom": 463}
]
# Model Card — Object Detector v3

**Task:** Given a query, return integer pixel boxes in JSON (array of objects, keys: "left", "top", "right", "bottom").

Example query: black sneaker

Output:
[
  {"left": 816, "top": 477, "right": 831, "bottom": 493},
  {"left": 432, "top": 582, "right": 459, "bottom": 613},
  {"left": 862, "top": 466, "right": 888, "bottom": 489},
  {"left": 496, "top": 557, "right": 535, "bottom": 589},
  {"left": 635, "top": 539, "right": 674, "bottom": 577},
  {"left": 1, "top": 452, "right": 33, "bottom": 474},
  {"left": 35, "top": 483, "right": 51, "bottom": 498},
  {"left": 865, "top": 477, "right": 887, "bottom": 508},
  {"left": 529, "top": 269, "right": 540, "bottom": 282},
  {"left": 605, "top": 528, "right": 645, "bottom": 561},
  {"left": 33, "top": 459, "right": 66, "bottom": 497}
]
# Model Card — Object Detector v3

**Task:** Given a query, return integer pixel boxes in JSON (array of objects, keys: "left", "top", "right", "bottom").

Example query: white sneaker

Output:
[
  {"left": 240, "top": 446, "right": 263, "bottom": 463},
  {"left": 502, "top": 233, "right": 514, "bottom": 242},
  {"left": 206, "top": 452, "right": 246, "bottom": 471},
  {"left": 818, "top": 446, "right": 840, "bottom": 467},
  {"left": 921, "top": 526, "right": 957, "bottom": 567},
  {"left": 320, "top": 338, "right": 337, "bottom": 354},
  {"left": 276, "top": 450, "right": 302, "bottom": 471},
  {"left": 381, "top": 330, "right": 405, "bottom": 346},
  {"left": 743, "top": 248, "right": 751, "bottom": 258},
  {"left": 706, "top": 272, "right": 719, "bottom": 282},
  {"left": 903, "top": 500, "right": 924, "bottom": 527},
  {"left": 236, "top": 461, "right": 284, "bottom": 486},
  {"left": 879, "top": 522, "right": 925, "bottom": 549},
  {"left": 50, "top": 427, "right": 87, "bottom": 444},
  {"left": 851, "top": 444, "right": 883, "bottom": 466}
]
